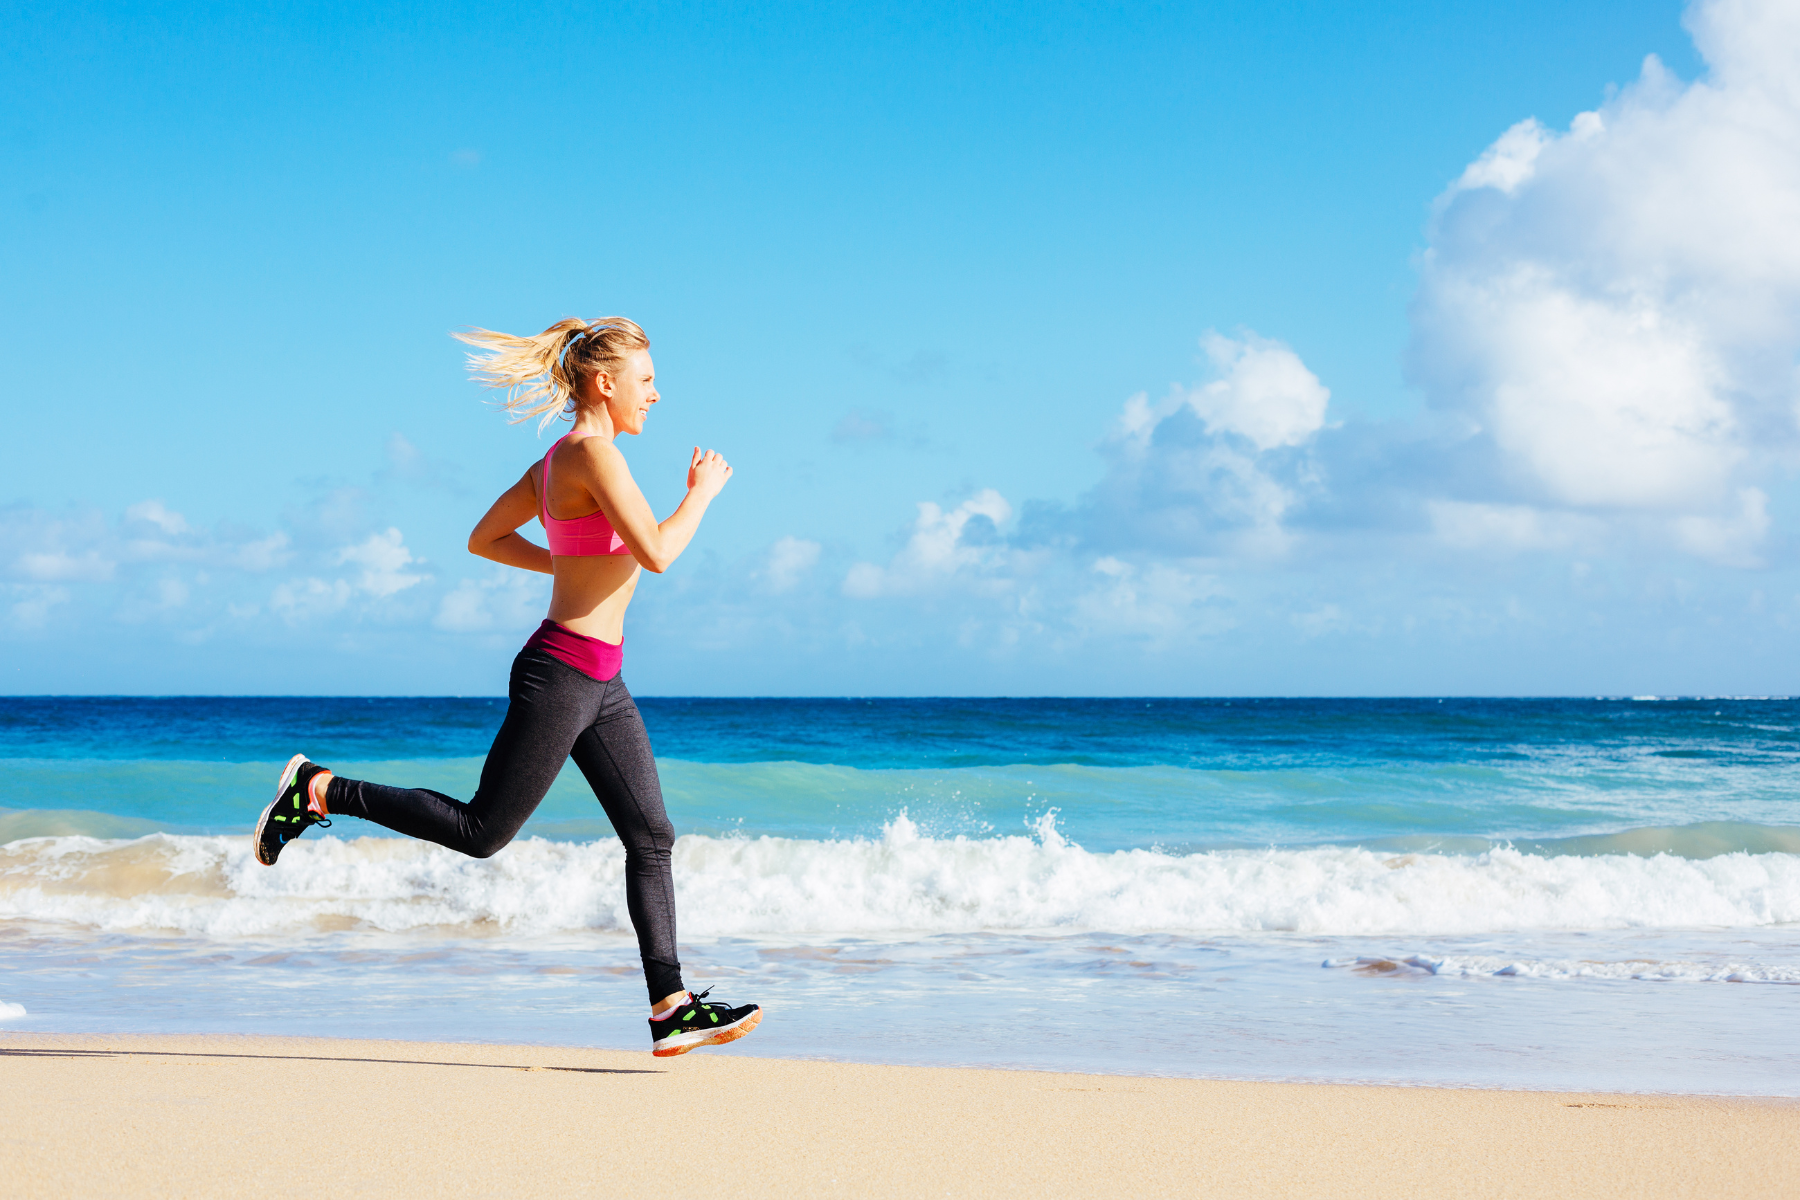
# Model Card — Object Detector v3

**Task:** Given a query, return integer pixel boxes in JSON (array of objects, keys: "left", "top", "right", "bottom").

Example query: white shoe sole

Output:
[
  {"left": 253, "top": 753, "right": 309, "bottom": 866},
  {"left": 652, "top": 1007, "right": 763, "bottom": 1057}
]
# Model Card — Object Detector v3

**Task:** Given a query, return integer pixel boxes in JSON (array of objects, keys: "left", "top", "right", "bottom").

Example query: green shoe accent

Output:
[{"left": 255, "top": 754, "right": 333, "bottom": 867}]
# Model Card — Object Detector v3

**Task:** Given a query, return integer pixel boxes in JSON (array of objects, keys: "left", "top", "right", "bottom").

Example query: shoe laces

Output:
[
  {"left": 279, "top": 811, "right": 330, "bottom": 845},
  {"left": 666, "top": 987, "right": 720, "bottom": 1019}
]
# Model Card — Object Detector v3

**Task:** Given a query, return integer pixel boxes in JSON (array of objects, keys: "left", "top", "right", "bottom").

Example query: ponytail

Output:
[{"left": 453, "top": 316, "right": 650, "bottom": 431}]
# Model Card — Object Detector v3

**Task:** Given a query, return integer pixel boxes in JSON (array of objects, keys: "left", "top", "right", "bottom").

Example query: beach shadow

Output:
[{"left": 0, "top": 1047, "right": 657, "bottom": 1075}]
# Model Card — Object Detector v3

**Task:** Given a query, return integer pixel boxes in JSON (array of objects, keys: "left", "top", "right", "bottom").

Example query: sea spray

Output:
[{"left": 6, "top": 813, "right": 1800, "bottom": 938}]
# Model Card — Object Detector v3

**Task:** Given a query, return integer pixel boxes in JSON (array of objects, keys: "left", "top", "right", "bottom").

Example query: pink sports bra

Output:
[{"left": 541, "top": 434, "right": 632, "bottom": 557}]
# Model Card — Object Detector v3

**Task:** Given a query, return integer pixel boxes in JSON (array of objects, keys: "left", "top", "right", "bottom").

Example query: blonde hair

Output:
[{"left": 453, "top": 317, "right": 650, "bottom": 431}]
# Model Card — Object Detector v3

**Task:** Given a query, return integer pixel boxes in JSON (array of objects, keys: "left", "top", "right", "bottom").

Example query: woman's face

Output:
[{"left": 599, "top": 349, "right": 658, "bottom": 436}]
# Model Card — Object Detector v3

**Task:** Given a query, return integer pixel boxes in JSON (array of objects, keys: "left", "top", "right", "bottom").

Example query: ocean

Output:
[{"left": 2, "top": 695, "right": 1798, "bottom": 1093}]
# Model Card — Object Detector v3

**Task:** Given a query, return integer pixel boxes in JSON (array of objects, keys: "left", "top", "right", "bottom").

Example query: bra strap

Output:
[{"left": 541, "top": 435, "right": 567, "bottom": 525}]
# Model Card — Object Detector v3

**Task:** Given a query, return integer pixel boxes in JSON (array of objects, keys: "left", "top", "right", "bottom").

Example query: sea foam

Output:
[
  {"left": 5, "top": 814, "right": 1800, "bottom": 939},
  {"left": 1324, "top": 954, "right": 1800, "bottom": 983}
]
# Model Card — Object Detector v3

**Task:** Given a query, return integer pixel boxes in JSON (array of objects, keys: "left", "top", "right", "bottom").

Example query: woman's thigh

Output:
[
  {"left": 470, "top": 651, "right": 609, "bottom": 838},
  {"left": 567, "top": 676, "right": 673, "bottom": 848}
]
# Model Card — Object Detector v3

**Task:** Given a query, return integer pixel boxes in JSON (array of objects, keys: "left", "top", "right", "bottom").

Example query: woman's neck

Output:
[{"left": 569, "top": 408, "right": 616, "bottom": 441}]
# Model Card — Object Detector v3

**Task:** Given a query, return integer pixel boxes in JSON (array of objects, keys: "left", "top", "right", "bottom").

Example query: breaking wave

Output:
[{"left": 4, "top": 814, "right": 1800, "bottom": 939}]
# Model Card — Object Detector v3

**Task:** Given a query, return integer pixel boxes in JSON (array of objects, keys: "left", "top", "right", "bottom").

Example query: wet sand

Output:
[{"left": 2, "top": 1032, "right": 1793, "bottom": 1197}]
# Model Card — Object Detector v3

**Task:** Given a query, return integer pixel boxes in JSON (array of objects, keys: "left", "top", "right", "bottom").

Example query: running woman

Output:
[{"left": 252, "top": 316, "right": 761, "bottom": 1058}]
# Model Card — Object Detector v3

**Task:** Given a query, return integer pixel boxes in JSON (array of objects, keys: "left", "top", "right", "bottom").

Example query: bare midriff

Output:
[{"left": 546, "top": 554, "right": 639, "bottom": 643}]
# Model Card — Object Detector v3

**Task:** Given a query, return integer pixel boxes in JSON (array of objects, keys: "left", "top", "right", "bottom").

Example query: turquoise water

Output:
[{"left": 2, "top": 696, "right": 1798, "bottom": 1091}]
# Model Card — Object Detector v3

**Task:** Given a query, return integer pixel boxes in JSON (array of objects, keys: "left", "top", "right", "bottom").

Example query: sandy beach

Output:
[{"left": 2, "top": 1032, "right": 1793, "bottom": 1198}]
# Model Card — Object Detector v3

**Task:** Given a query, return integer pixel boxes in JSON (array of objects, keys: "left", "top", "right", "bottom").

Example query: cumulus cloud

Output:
[
  {"left": 1427, "top": 501, "right": 1605, "bottom": 553},
  {"left": 17, "top": 548, "right": 115, "bottom": 583},
  {"left": 270, "top": 577, "right": 353, "bottom": 622},
  {"left": 1, "top": 501, "right": 292, "bottom": 591},
  {"left": 272, "top": 529, "right": 429, "bottom": 623},
  {"left": 1073, "top": 557, "right": 1229, "bottom": 642},
  {"left": 1078, "top": 330, "right": 1329, "bottom": 558},
  {"left": 5, "top": 584, "right": 69, "bottom": 630},
  {"left": 1187, "top": 331, "right": 1331, "bottom": 451},
  {"left": 1291, "top": 603, "right": 1353, "bottom": 639},
  {"left": 434, "top": 567, "right": 549, "bottom": 633},
  {"left": 0, "top": 495, "right": 444, "bottom": 640},
  {"left": 336, "top": 528, "right": 427, "bottom": 598},
  {"left": 1411, "top": 0, "right": 1800, "bottom": 560},
  {"left": 116, "top": 576, "right": 192, "bottom": 624},
  {"left": 124, "top": 500, "right": 189, "bottom": 536},
  {"left": 1671, "top": 486, "right": 1771, "bottom": 568},
  {"left": 843, "top": 490, "right": 1014, "bottom": 598},
  {"left": 761, "top": 536, "right": 822, "bottom": 593}
]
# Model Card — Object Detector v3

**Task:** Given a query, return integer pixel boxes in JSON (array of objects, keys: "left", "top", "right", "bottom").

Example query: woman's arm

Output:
[
  {"left": 467, "top": 467, "right": 554, "bottom": 574},
  {"left": 577, "top": 440, "right": 731, "bottom": 574}
]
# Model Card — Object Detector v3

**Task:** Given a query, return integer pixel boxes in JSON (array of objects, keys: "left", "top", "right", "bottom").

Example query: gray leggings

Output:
[{"left": 325, "top": 648, "right": 683, "bottom": 1001}]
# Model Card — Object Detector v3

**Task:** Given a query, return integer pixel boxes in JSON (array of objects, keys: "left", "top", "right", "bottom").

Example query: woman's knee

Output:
[
  {"left": 624, "top": 816, "right": 676, "bottom": 859},
  {"left": 465, "top": 827, "right": 517, "bottom": 859}
]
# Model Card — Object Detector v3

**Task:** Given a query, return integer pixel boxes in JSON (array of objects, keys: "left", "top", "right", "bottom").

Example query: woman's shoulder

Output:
[{"left": 569, "top": 434, "right": 628, "bottom": 473}]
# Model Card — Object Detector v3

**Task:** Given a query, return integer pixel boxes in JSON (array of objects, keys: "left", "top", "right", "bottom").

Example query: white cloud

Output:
[
  {"left": 434, "top": 568, "right": 549, "bottom": 633},
  {"left": 1428, "top": 501, "right": 1606, "bottom": 553},
  {"left": 1073, "top": 557, "right": 1228, "bottom": 642},
  {"left": 843, "top": 490, "right": 1013, "bottom": 598},
  {"left": 1671, "top": 486, "right": 1770, "bottom": 567},
  {"left": 1112, "top": 391, "right": 1162, "bottom": 446},
  {"left": 1185, "top": 331, "right": 1331, "bottom": 451},
  {"left": 5, "top": 584, "right": 69, "bottom": 630},
  {"left": 842, "top": 562, "right": 886, "bottom": 600},
  {"left": 270, "top": 577, "right": 353, "bottom": 621},
  {"left": 0, "top": 501, "right": 313, "bottom": 636},
  {"left": 3, "top": 507, "right": 114, "bottom": 583},
  {"left": 230, "top": 533, "right": 291, "bottom": 571},
  {"left": 335, "top": 528, "right": 427, "bottom": 598},
  {"left": 1078, "top": 330, "right": 1328, "bottom": 558},
  {"left": 272, "top": 529, "right": 428, "bottom": 624},
  {"left": 1449, "top": 118, "right": 1554, "bottom": 196},
  {"left": 1291, "top": 603, "right": 1352, "bottom": 639},
  {"left": 1411, "top": 0, "right": 1800, "bottom": 567},
  {"left": 124, "top": 500, "right": 189, "bottom": 535},
  {"left": 17, "top": 549, "right": 115, "bottom": 582},
  {"left": 1420, "top": 267, "right": 1741, "bottom": 509},
  {"left": 116, "top": 577, "right": 191, "bottom": 624},
  {"left": 761, "top": 536, "right": 822, "bottom": 593}
]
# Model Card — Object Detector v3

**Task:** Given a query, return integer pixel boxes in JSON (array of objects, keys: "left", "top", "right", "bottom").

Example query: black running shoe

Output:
[
  {"left": 254, "top": 753, "right": 332, "bottom": 866},
  {"left": 649, "top": 988, "right": 762, "bottom": 1057}
]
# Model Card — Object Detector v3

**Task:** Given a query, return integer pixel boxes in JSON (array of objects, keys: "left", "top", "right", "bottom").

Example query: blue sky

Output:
[{"left": 5, "top": 0, "right": 1797, "bottom": 696}]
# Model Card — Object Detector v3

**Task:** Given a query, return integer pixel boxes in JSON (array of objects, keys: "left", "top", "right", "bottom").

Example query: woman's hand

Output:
[{"left": 687, "top": 447, "right": 733, "bottom": 498}]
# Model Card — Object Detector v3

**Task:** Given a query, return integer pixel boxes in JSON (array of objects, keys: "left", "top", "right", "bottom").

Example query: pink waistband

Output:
[{"left": 524, "top": 619, "right": 622, "bottom": 682}]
